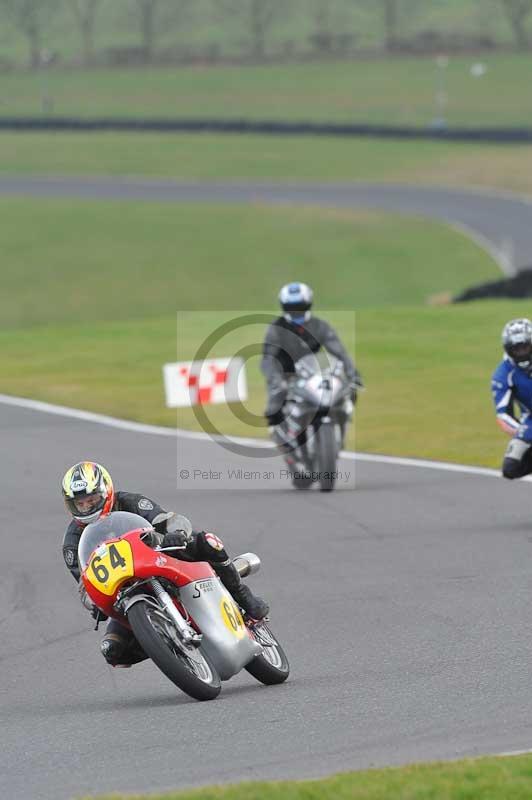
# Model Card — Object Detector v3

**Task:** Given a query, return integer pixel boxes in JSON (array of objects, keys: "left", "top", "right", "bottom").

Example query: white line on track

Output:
[{"left": 0, "top": 392, "right": 513, "bottom": 480}]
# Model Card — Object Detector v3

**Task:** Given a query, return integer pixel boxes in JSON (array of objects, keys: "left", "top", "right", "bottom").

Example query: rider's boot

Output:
[
  {"left": 271, "top": 423, "right": 305, "bottom": 473},
  {"left": 214, "top": 560, "right": 269, "bottom": 620},
  {"left": 270, "top": 422, "right": 292, "bottom": 454}
]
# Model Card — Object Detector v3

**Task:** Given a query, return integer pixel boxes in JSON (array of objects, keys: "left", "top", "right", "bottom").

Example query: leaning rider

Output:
[
  {"left": 62, "top": 461, "right": 269, "bottom": 667},
  {"left": 492, "top": 318, "right": 532, "bottom": 480}
]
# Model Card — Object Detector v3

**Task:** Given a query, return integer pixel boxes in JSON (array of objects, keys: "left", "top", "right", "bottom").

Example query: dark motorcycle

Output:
[{"left": 274, "top": 354, "right": 354, "bottom": 492}]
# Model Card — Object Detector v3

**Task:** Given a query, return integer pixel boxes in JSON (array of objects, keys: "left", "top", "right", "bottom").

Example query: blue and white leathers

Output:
[{"left": 491, "top": 355, "right": 532, "bottom": 440}]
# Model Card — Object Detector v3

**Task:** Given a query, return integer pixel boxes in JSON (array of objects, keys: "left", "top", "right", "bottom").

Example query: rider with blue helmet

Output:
[{"left": 261, "top": 281, "right": 363, "bottom": 427}]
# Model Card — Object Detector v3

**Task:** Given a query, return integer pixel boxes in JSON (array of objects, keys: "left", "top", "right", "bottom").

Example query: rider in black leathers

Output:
[
  {"left": 261, "top": 283, "right": 363, "bottom": 457},
  {"left": 62, "top": 461, "right": 268, "bottom": 667}
]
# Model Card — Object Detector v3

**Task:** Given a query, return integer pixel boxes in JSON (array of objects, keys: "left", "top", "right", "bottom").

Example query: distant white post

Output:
[{"left": 430, "top": 55, "right": 449, "bottom": 130}]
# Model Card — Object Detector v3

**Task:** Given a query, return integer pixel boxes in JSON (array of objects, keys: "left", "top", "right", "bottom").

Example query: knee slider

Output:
[
  {"left": 101, "top": 633, "right": 127, "bottom": 665},
  {"left": 502, "top": 438, "right": 532, "bottom": 479},
  {"left": 502, "top": 457, "right": 524, "bottom": 480}
]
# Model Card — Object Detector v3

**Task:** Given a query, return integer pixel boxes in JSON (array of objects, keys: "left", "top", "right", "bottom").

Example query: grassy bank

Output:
[
  {"left": 0, "top": 301, "right": 520, "bottom": 467},
  {"left": 0, "top": 197, "right": 499, "bottom": 328},
  {"left": 3, "top": 133, "right": 532, "bottom": 196},
  {"left": 0, "top": 196, "right": 513, "bottom": 466},
  {"left": 2, "top": 54, "right": 531, "bottom": 126},
  {"left": 87, "top": 754, "right": 532, "bottom": 799}
]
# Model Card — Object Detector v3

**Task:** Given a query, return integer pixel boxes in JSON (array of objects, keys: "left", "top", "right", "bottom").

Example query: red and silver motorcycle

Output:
[{"left": 78, "top": 511, "right": 289, "bottom": 701}]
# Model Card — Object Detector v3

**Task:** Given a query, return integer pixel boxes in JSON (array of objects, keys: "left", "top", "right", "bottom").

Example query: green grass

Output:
[
  {"left": 0, "top": 195, "right": 509, "bottom": 467},
  {"left": 2, "top": 54, "right": 531, "bottom": 126},
  {"left": 0, "top": 197, "right": 499, "bottom": 329},
  {"left": 1, "top": 301, "right": 516, "bottom": 467},
  {"left": 87, "top": 754, "right": 532, "bottom": 799},
  {"left": 3, "top": 132, "right": 532, "bottom": 196}
]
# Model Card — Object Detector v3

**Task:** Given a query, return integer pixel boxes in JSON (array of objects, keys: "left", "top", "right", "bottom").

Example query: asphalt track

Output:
[
  {"left": 2, "top": 176, "right": 532, "bottom": 271},
  {"left": 3, "top": 399, "right": 532, "bottom": 800},
  {"left": 3, "top": 178, "right": 532, "bottom": 800}
]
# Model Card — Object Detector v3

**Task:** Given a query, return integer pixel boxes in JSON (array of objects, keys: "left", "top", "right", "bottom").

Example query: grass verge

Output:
[
  {"left": 86, "top": 753, "right": 532, "bottom": 799},
  {"left": 3, "top": 132, "right": 532, "bottom": 196},
  {"left": 0, "top": 196, "right": 512, "bottom": 467},
  {"left": 0, "top": 197, "right": 499, "bottom": 328},
  {"left": 0, "top": 301, "right": 522, "bottom": 468}
]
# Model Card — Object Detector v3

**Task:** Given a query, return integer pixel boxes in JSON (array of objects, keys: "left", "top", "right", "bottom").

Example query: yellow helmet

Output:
[{"left": 62, "top": 461, "right": 114, "bottom": 524}]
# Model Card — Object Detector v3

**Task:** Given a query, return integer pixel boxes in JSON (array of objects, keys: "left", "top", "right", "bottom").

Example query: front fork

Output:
[
  {"left": 149, "top": 579, "right": 202, "bottom": 646},
  {"left": 273, "top": 410, "right": 347, "bottom": 466},
  {"left": 120, "top": 579, "right": 202, "bottom": 647}
]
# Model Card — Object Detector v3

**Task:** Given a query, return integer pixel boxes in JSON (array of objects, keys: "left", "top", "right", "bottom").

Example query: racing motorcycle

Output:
[
  {"left": 276, "top": 354, "right": 354, "bottom": 493},
  {"left": 78, "top": 511, "right": 289, "bottom": 701}
]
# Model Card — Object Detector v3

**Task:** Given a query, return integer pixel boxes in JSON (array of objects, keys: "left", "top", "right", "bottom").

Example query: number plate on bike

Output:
[
  {"left": 220, "top": 597, "right": 246, "bottom": 639},
  {"left": 86, "top": 540, "right": 134, "bottom": 596}
]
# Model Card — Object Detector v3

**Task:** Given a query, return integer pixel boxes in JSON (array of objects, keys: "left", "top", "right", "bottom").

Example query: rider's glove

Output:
[
  {"left": 350, "top": 371, "right": 364, "bottom": 390},
  {"left": 153, "top": 513, "right": 192, "bottom": 550},
  {"left": 265, "top": 382, "right": 287, "bottom": 426},
  {"left": 162, "top": 531, "right": 189, "bottom": 550},
  {"left": 349, "top": 383, "right": 359, "bottom": 404},
  {"left": 348, "top": 372, "right": 364, "bottom": 403}
]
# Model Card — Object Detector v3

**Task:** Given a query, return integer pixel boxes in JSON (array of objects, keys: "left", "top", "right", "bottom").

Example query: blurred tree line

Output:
[{"left": 0, "top": 0, "right": 531, "bottom": 70}]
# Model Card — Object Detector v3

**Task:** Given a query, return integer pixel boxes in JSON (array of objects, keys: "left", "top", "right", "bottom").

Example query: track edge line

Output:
[{"left": 0, "top": 392, "right": 509, "bottom": 479}]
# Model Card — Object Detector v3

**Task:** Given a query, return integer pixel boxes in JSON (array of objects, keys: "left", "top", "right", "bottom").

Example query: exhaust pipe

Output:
[{"left": 233, "top": 552, "right": 261, "bottom": 578}]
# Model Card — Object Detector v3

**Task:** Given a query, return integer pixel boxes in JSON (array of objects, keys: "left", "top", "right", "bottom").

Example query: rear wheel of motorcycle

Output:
[
  {"left": 317, "top": 422, "right": 337, "bottom": 492},
  {"left": 127, "top": 601, "right": 221, "bottom": 701},
  {"left": 245, "top": 624, "right": 290, "bottom": 685}
]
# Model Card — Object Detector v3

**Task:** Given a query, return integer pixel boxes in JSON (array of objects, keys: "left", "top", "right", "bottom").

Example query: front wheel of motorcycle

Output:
[
  {"left": 245, "top": 623, "right": 290, "bottom": 685},
  {"left": 127, "top": 601, "right": 221, "bottom": 701},
  {"left": 317, "top": 422, "right": 337, "bottom": 492},
  {"left": 292, "top": 472, "right": 313, "bottom": 490}
]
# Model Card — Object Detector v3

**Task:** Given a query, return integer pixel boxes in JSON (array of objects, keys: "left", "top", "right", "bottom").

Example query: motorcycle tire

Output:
[
  {"left": 245, "top": 623, "right": 290, "bottom": 685},
  {"left": 284, "top": 452, "right": 313, "bottom": 490},
  {"left": 128, "top": 600, "right": 221, "bottom": 701},
  {"left": 292, "top": 473, "right": 313, "bottom": 490},
  {"left": 317, "top": 422, "right": 337, "bottom": 492}
]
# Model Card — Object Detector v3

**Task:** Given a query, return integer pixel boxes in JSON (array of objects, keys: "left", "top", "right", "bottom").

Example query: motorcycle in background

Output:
[{"left": 273, "top": 354, "right": 355, "bottom": 492}]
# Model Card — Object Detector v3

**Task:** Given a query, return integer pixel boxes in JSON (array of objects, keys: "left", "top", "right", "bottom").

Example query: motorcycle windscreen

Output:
[
  {"left": 294, "top": 352, "right": 321, "bottom": 378},
  {"left": 295, "top": 352, "right": 341, "bottom": 378},
  {"left": 78, "top": 511, "right": 151, "bottom": 570}
]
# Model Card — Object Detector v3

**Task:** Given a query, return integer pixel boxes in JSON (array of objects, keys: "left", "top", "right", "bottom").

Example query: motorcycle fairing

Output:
[
  {"left": 180, "top": 580, "right": 262, "bottom": 680},
  {"left": 84, "top": 539, "right": 134, "bottom": 597}
]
